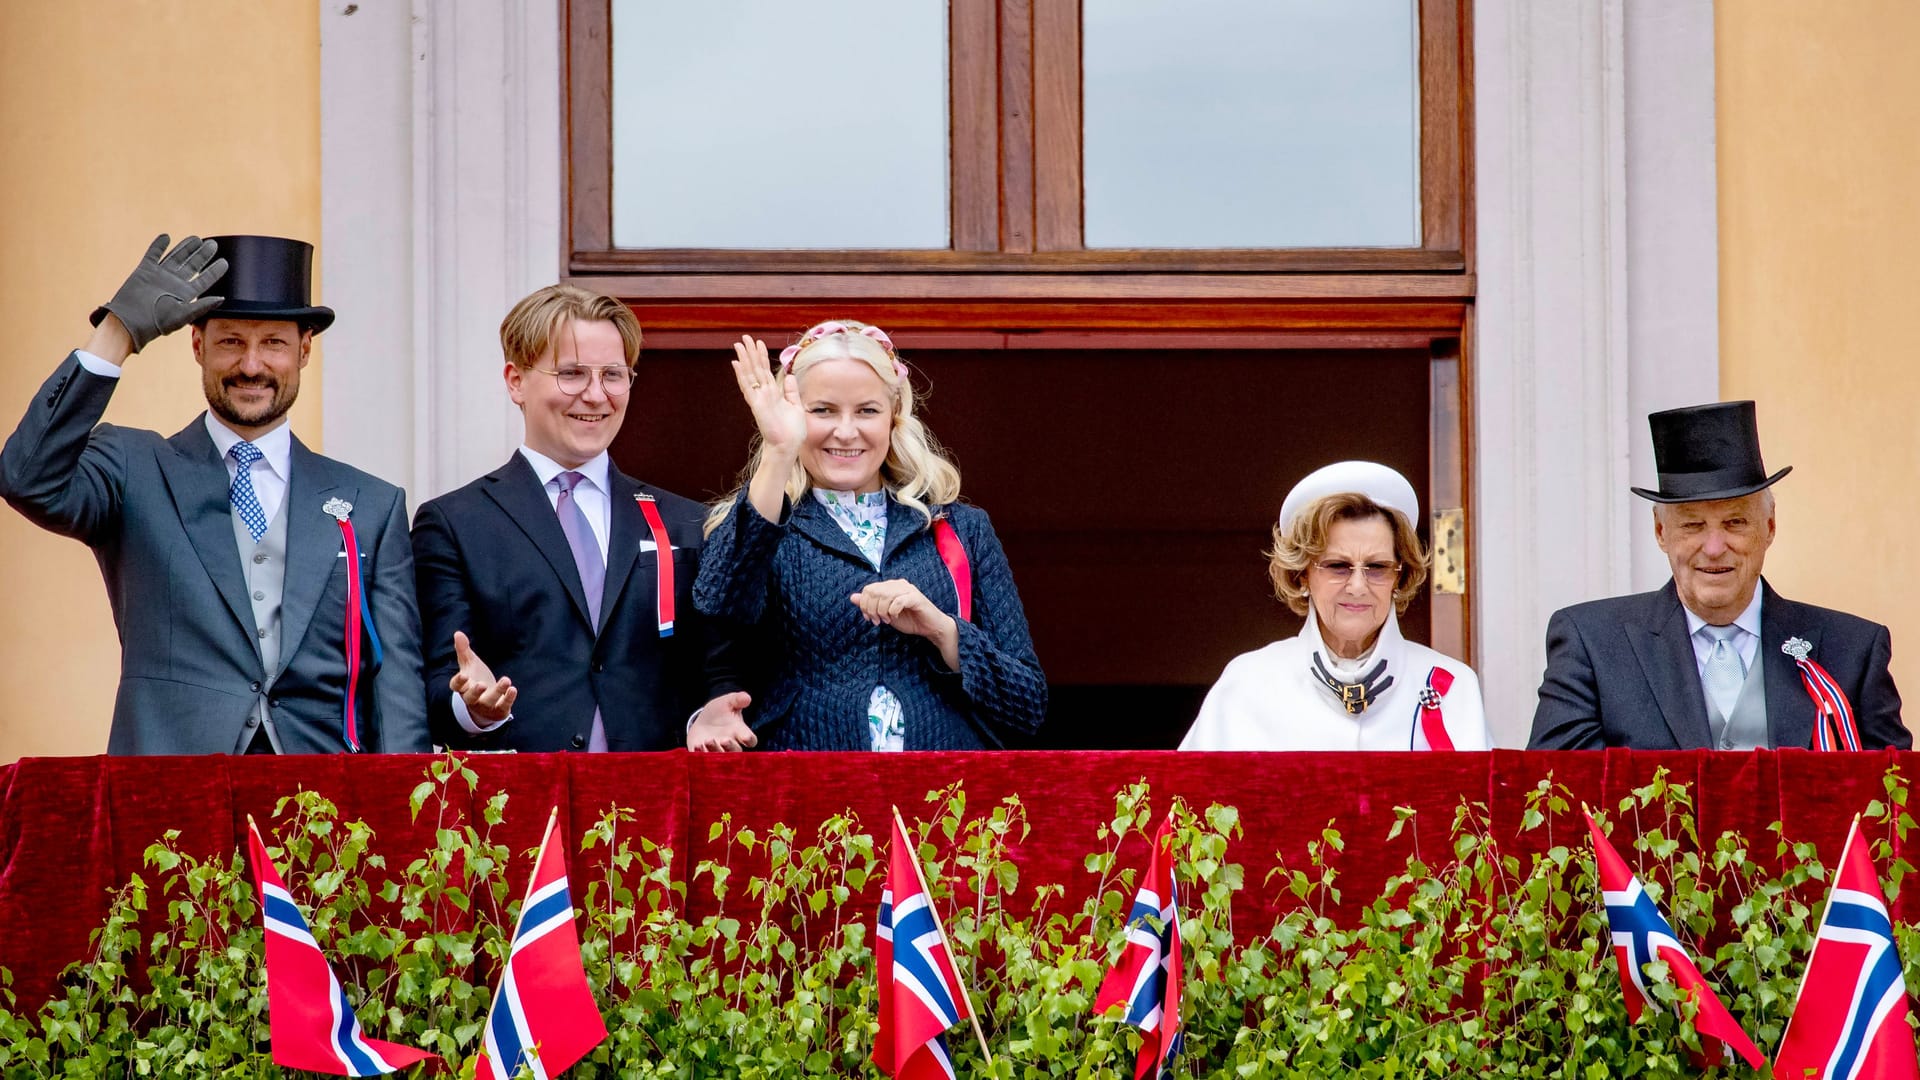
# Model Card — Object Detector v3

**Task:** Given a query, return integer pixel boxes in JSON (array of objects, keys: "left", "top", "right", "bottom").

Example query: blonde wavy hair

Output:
[
  {"left": 705, "top": 319, "right": 961, "bottom": 534},
  {"left": 1267, "top": 493, "right": 1430, "bottom": 616}
]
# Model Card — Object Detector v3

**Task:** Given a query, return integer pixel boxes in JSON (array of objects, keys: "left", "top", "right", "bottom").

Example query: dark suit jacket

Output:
[
  {"left": 1528, "top": 579, "right": 1908, "bottom": 750},
  {"left": 693, "top": 494, "right": 1047, "bottom": 750},
  {"left": 0, "top": 353, "right": 430, "bottom": 755},
  {"left": 411, "top": 453, "right": 742, "bottom": 752}
]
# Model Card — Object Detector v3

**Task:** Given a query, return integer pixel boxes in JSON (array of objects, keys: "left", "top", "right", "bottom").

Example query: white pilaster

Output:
[
  {"left": 1473, "top": 0, "right": 1719, "bottom": 746},
  {"left": 320, "top": 0, "right": 563, "bottom": 504}
]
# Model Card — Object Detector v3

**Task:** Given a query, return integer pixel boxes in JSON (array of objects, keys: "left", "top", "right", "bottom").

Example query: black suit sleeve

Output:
[
  {"left": 410, "top": 498, "right": 471, "bottom": 745},
  {"left": 367, "top": 488, "right": 431, "bottom": 752},
  {"left": 1529, "top": 608, "right": 1608, "bottom": 750},
  {"left": 1857, "top": 624, "right": 1910, "bottom": 750}
]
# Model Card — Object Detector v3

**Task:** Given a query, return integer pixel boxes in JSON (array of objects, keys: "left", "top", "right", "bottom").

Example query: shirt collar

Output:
[
  {"left": 1683, "top": 586, "right": 1764, "bottom": 642},
  {"left": 518, "top": 445, "right": 611, "bottom": 495},
  {"left": 204, "top": 413, "right": 292, "bottom": 480}
]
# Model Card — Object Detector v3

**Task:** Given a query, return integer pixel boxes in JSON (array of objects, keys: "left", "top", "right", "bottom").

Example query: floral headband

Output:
[{"left": 777, "top": 320, "right": 909, "bottom": 380}]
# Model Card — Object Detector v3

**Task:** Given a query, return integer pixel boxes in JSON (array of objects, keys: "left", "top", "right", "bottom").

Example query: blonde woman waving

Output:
[{"left": 690, "top": 320, "right": 1046, "bottom": 751}]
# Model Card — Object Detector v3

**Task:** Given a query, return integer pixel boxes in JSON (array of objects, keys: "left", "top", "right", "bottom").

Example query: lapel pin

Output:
[
  {"left": 1782, "top": 636, "right": 1812, "bottom": 661},
  {"left": 322, "top": 497, "right": 353, "bottom": 522}
]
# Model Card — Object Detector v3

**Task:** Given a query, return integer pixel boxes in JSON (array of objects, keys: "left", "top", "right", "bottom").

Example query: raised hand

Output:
[
  {"left": 90, "top": 235, "right": 228, "bottom": 354},
  {"left": 729, "top": 335, "right": 806, "bottom": 457},
  {"left": 449, "top": 630, "right": 516, "bottom": 727},
  {"left": 850, "top": 579, "right": 961, "bottom": 671},
  {"left": 687, "top": 690, "right": 758, "bottom": 752}
]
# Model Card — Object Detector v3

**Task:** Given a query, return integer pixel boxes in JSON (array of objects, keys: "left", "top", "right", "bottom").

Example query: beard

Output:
[{"left": 206, "top": 372, "right": 298, "bottom": 431}]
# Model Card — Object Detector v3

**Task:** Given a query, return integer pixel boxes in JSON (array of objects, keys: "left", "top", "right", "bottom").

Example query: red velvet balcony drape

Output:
[{"left": 0, "top": 749, "right": 1907, "bottom": 1010}]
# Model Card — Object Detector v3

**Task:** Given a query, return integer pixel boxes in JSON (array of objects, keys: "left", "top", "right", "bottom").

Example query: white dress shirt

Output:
[
  {"left": 204, "top": 413, "right": 293, "bottom": 524},
  {"left": 1683, "top": 588, "right": 1764, "bottom": 681},
  {"left": 517, "top": 445, "right": 612, "bottom": 562}
]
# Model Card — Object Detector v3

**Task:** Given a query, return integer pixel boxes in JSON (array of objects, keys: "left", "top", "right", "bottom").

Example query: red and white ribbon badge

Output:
[
  {"left": 635, "top": 494, "right": 675, "bottom": 637},
  {"left": 1415, "top": 667, "right": 1456, "bottom": 751}
]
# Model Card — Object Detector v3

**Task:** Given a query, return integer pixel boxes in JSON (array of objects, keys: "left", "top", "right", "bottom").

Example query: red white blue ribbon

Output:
[
  {"left": 635, "top": 495, "right": 674, "bottom": 637},
  {"left": 334, "top": 516, "right": 367, "bottom": 753},
  {"left": 1784, "top": 638, "right": 1861, "bottom": 751},
  {"left": 1414, "top": 667, "right": 1456, "bottom": 751}
]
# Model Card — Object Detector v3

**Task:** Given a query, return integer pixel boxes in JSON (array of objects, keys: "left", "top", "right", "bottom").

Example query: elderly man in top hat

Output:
[
  {"left": 0, "top": 235, "right": 430, "bottom": 754},
  {"left": 1528, "top": 401, "right": 1907, "bottom": 751}
]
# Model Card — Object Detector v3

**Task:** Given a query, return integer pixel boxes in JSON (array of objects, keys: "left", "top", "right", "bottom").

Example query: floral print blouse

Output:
[{"left": 811, "top": 488, "right": 906, "bottom": 751}]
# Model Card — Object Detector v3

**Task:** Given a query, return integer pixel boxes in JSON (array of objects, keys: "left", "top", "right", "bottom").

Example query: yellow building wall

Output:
[
  {"left": 0, "top": 2, "right": 320, "bottom": 762},
  {"left": 1718, "top": 1, "right": 1920, "bottom": 717}
]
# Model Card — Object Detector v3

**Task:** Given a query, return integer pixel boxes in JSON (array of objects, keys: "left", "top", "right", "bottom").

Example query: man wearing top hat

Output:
[
  {"left": 1529, "top": 400, "right": 1907, "bottom": 751},
  {"left": 0, "top": 235, "right": 430, "bottom": 755}
]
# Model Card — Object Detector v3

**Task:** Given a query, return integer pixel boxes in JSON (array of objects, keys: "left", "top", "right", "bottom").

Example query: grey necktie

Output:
[
  {"left": 553, "top": 471, "right": 608, "bottom": 752},
  {"left": 1701, "top": 624, "right": 1745, "bottom": 735}
]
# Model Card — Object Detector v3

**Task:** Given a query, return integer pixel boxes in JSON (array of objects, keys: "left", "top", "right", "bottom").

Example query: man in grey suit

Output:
[
  {"left": 0, "top": 234, "right": 430, "bottom": 754},
  {"left": 1529, "top": 401, "right": 1907, "bottom": 751}
]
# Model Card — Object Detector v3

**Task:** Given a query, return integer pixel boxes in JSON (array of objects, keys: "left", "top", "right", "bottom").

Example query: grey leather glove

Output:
[{"left": 88, "top": 235, "right": 228, "bottom": 353}]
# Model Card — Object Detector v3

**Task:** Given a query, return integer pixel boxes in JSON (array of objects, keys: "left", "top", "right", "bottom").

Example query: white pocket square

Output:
[{"left": 639, "top": 540, "right": 658, "bottom": 552}]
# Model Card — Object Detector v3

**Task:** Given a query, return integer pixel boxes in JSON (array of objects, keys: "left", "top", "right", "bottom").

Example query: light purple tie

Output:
[{"left": 553, "top": 471, "right": 608, "bottom": 751}]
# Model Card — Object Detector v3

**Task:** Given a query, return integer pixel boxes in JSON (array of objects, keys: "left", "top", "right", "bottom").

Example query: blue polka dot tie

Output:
[{"left": 229, "top": 441, "right": 268, "bottom": 542}]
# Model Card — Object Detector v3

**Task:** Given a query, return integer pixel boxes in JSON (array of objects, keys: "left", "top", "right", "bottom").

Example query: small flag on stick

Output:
[
  {"left": 873, "top": 808, "right": 991, "bottom": 1079},
  {"left": 1585, "top": 807, "right": 1764, "bottom": 1069},
  {"left": 1774, "top": 814, "right": 1920, "bottom": 1080},
  {"left": 245, "top": 817, "right": 439, "bottom": 1076},
  {"left": 473, "top": 807, "right": 608, "bottom": 1080},
  {"left": 1093, "top": 812, "right": 1185, "bottom": 1080}
]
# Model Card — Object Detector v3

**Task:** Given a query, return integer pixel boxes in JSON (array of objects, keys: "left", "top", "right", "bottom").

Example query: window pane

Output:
[
  {"left": 1083, "top": 0, "right": 1420, "bottom": 249},
  {"left": 611, "top": 0, "right": 949, "bottom": 249}
]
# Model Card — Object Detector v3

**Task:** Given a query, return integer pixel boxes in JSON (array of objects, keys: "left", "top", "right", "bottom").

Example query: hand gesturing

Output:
[
  {"left": 729, "top": 335, "right": 806, "bottom": 456},
  {"left": 449, "top": 631, "right": 516, "bottom": 728}
]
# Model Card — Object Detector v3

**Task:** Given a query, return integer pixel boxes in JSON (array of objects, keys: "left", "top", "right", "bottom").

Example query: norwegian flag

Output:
[
  {"left": 1774, "top": 815, "right": 1920, "bottom": 1080},
  {"left": 473, "top": 809, "right": 608, "bottom": 1080},
  {"left": 1585, "top": 809, "right": 1765, "bottom": 1069},
  {"left": 873, "top": 814, "right": 970, "bottom": 1080},
  {"left": 1093, "top": 813, "right": 1185, "bottom": 1080},
  {"left": 244, "top": 818, "right": 438, "bottom": 1076}
]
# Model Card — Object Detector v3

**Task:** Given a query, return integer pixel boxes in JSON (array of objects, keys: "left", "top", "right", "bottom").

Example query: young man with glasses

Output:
[{"left": 410, "top": 285, "right": 753, "bottom": 752}]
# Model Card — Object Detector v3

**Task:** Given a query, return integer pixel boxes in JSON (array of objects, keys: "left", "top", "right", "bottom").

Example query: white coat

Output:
[{"left": 1180, "top": 609, "right": 1491, "bottom": 751}]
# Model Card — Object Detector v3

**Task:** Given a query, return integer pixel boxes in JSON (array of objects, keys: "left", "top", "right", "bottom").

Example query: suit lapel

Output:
[
  {"left": 157, "top": 417, "right": 256, "bottom": 641},
  {"left": 790, "top": 494, "right": 877, "bottom": 567},
  {"left": 600, "top": 468, "right": 646, "bottom": 636},
  {"left": 481, "top": 455, "right": 593, "bottom": 629},
  {"left": 1624, "top": 583, "right": 1714, "bottom": 749},
  {"left": 278, "top": 438, "right": 349, "bottom": 669},
  {"left": 1761, "top": 580, "right": 1820, "bottom": 750}
]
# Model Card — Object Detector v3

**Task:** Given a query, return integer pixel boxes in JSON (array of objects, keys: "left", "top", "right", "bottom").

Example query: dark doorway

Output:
[{"left": 613, "top": 345, "right": 1433, "bottom": 749}]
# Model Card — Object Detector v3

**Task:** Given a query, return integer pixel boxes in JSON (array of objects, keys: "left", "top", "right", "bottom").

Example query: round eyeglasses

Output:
[{"left": 532, "top": 364, "right": 634, "bottom": 396}]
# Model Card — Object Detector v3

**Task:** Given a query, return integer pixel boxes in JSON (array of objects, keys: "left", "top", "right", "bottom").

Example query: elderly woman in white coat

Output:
[{"left": 1181, "top": 461, "right": 1491, "bottom": 751}]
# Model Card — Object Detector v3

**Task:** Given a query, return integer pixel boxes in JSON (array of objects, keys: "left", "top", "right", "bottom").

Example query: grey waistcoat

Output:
[
  {"left": 1707, "top": 649, "right": 1770, "bottom": 750},
  {"left": 230, "top": 496, "right": 291, "bottom": 753}
]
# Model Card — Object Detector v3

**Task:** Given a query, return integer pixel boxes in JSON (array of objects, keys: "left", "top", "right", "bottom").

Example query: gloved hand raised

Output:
[{"left": 88, "top": 235, "right": 228, "bottom": 353}]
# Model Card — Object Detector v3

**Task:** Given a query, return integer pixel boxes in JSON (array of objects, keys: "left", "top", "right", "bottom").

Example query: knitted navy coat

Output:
[{"left": 693, "top": 493, "right": 1047, "bottom": 750}]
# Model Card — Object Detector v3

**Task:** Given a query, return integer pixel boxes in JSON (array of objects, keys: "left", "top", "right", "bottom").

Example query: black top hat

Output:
[
  {"left": 1629, "top": 400, "right": 1791, "bottom": 503},
  {"left": 198, "top": 235, "right": 334, "bottom": 333}
]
